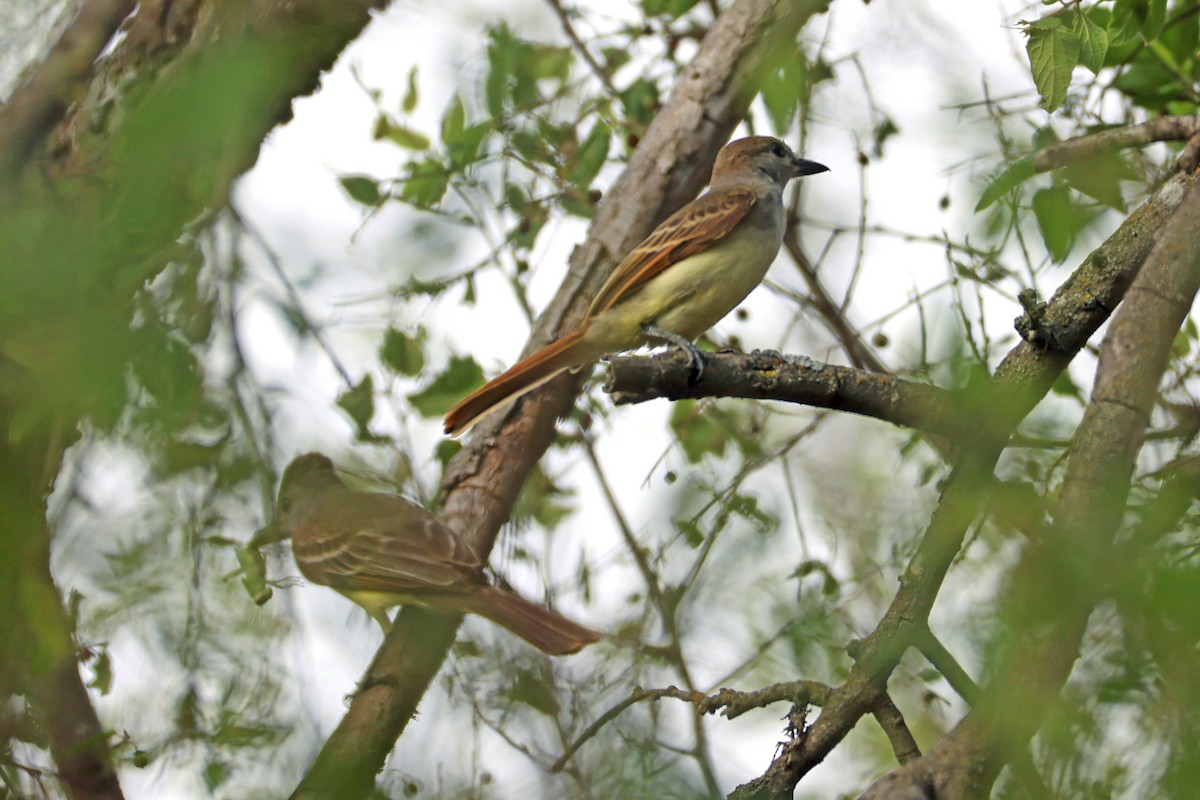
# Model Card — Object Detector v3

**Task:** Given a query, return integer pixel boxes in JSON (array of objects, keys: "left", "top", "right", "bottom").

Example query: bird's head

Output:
[
  {"left": 713, "top": 136, "right": 828, "bottom": 187},
  {"left": 251, "top": 452, "right": 344, "bottom": 545}
]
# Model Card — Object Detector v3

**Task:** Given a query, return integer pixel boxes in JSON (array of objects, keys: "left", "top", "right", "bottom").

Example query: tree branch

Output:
[
  {"left": 605, "top": 349, "right": 965, "bottom": 437},
  {"left": 1032, "top": 115, "right": 1200, "bottom": 173},
  {"left": 0, "top": 0, "right": 136, "bottom": 174},
  {"left": 859, "top": 173, "right": 1200, "bottom": 799},
  {"left": 871, "top": 696, "right": 921, "bottom": 766},
  {"left": 552, "top": 680, "right": 834, "bottom": 772},
  {"left": 728, "top": 169, "right": 1196, "bottom": 800}
]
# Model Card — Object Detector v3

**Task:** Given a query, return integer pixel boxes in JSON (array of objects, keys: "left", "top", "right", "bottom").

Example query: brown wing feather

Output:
[
  {"left": 293, "top": 493, "right": 485, "bottom": 595},
  {"left": 586, "top": 187, "right": 756, "bottom": 316}
]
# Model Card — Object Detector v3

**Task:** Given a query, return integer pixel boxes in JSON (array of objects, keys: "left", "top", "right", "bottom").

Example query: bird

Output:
[
  {"left": 252, "top": 453, "right": 601, "bottom": 656},
  {"left": 442, "top": 135, "right": 828, "bottom": 436}
]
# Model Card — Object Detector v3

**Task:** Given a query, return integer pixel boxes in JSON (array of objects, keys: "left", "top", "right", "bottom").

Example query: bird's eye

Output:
[
  {"left": 771, "top": 143, "right": 786, "bottom": 158},
  {"left": 279, "top": 497, "right": 292, "bottom": 513}
]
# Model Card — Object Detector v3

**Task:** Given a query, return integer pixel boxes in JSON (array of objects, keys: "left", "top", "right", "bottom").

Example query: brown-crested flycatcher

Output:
[
  {"left": 253, "top": 453, "right": 600, "bottom": 656},
  {"left": 443, "top": 135, "right": 828, "bottom": 436}
]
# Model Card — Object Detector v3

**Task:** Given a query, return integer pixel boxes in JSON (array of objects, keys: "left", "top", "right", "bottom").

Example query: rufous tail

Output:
[
  {"left": 443, "top": 328, "right": 596, "bottom": 436},
  {"left": 462, "top": 586, "right": 601, "bottom": 656}
]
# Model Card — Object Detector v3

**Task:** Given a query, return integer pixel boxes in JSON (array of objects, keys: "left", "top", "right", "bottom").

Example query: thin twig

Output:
[
  {"left": 544, "top": 0, "right": 618, "bottom": 96},
  {"left": 871, "top": 695, "right": 921, "bottom": 765},
  {"left": 913, "top": 625, "right": 980, "bottom": 704},
  {"left": 782, "top": 217, "right": 888, "bottom": 373},
  {"left": 552, "top": 680, "right": 833, "bottom": 771}
]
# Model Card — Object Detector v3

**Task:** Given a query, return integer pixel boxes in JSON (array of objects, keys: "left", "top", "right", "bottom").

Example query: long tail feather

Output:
[
  {"left": 461, "top": 586, "right": 601, "bottom": 655},
  {"left": 443, "top": 328, "right": 596, "bottom": 436}
]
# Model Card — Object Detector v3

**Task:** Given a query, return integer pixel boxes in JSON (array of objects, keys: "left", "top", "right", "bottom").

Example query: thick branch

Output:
[
  {"left": 0, "top": 0, "right": 136, "bottom": 174},
  {"left": 606, "top": 349, "right": 966, "bottom": 437}
]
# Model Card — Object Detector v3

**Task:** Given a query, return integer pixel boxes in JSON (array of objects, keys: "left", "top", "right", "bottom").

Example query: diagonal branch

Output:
[
  {"left": 728, "top": 169, "right": 1195, "bottom": 800},
  {"left": 858, "top": 171, "right": 1200, "bottom": 800},
  {"left": 0, "top": 0, "right": 136, "bottom": 174}
]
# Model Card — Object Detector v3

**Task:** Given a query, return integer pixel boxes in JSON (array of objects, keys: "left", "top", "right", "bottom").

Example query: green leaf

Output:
[
  {"left": 619, "top": 78, "right": 660, "bottom": 127},
  {"left": 561, "top": 192, "right": 596, "bottom": 219},
  {"left": 434, "top": 439, "right": 461, "bottom": 469},
  {"left": 87, "top": 649, "right": 112, "bottom": 695},
  {"left": 441, "top": 97, "right": 489, "bottom": 169},
  {"left": 642, "top": 0, "right": 700, "bottom": 18},
  {"left": 400, "top": 159, "right": 449, "bottom": 208},
  {"left": 1061, "top": 151, "right": 1135, "bottom": 211},
  {"left": 1111, "top": 0, "right": 1166, "bottom": 43},
  {"left": 569, "top": 121, "right": 610, "bottom": 189},
  {"left": 1050, "top": 370, "right": 1083, "bottom": 400},
  {"left": 674, "top": 517, "right": 705, "bottom": 548},
  {"left": 600, "top": 46, "right": 630, "bottom": 72},
  {"left": 408, "top": 356, "right": 485, "bottom": 416},
  {"left": 1112, "top": 58, "right": 1179, "bottom": 111},
  {"left": 380, "top": 327, "right": 426, "bottom": 376},
  {"left": 485, "top": 24, "right": 515, "bottom": 120},
  {"left": 1032, "top": 184, "right": 1080, "bottom": 262},
  {"left": 510, "top": 669, "right": 560, "bottom": 715},
  {"left": 372, "top": 116, "right": 430, "bottom": 150},
  {"left": 337, "top": 375, "right": 376, "bottom": 439},
  {"left": 728, "top": 493, "right": 775, "bottom": 533},
  {"left": 761, "top": 57, "right": 804, "bottom": 134},
  {"left": 1141, "top": 0, "right": 1167, "bottom": 40},
  {"left": 531, "top": 45, "right": 572, "bottom": 82},
  {"left": 975, "top": 158, "right": 1035, "bottom": 212},
  {"left": 441, "top": 95, "right": 465, "bottom": 144},
  {"left": 509, "top": 200, "right": 548, "bottom": 249},
  {"left": 1071, "top": 9, "right": 1109, "bottom": 74},
  {"left": 339, "top": 174, "right": 383, "bottom": 206},
  {"left": 511, "top": 129, "right": 546, "bottom": 161},
  {"left": 401, "top": 66, "right": 419, "bottom": 112},
  {"left": 1025, "top": 16, "right": 1063, "bottom": 30},
  {"left": 204, "top": 761, "right": 230, "bottom": 791},
  {"left": 1026, "top": 24, "right": 1081, "bottom": 112},
  {"left": 670, "top": 400, "right": 727, "bottom": 463},
  {"left": 513, "top": 464, "right": 575, "bottom": 529}
]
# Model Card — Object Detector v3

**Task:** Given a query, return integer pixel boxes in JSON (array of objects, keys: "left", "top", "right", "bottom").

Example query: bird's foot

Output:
[{"left": 642, "top": 324, "right": 706, "bottom": 385}]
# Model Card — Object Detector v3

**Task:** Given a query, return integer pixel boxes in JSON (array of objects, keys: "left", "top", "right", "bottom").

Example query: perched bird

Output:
[
  {"left": 443, "top": 136, "right": 828, "bottom": 436},
  {"left": 253, "top": 453, "right": 600, "bottom": 656}
]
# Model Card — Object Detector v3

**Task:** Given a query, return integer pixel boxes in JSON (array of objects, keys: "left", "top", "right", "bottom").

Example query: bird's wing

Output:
[
  {"left": 293, "top": 494, "right": 484, "bottom": 595},
  {"left": 586, "top": 187, "right": 756, "bottom": 316}
]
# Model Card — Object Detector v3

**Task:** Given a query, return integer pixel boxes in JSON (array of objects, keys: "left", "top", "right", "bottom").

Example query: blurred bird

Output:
[
  {"left": 253, "top": 453, "right": 600, "bottom": 656},
  {"left": 443, "top": 135, "right": 828, "bottom": 436}
]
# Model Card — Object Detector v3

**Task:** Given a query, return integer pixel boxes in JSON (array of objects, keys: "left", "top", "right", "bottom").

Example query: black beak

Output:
[{"left": 793, "top": 158, "right": 829, "bottom": 177}]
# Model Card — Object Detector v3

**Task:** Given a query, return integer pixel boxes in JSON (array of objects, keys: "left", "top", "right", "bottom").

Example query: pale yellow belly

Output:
[{"left": 587, "top": 223, "right": 780, "bottom": 349}]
